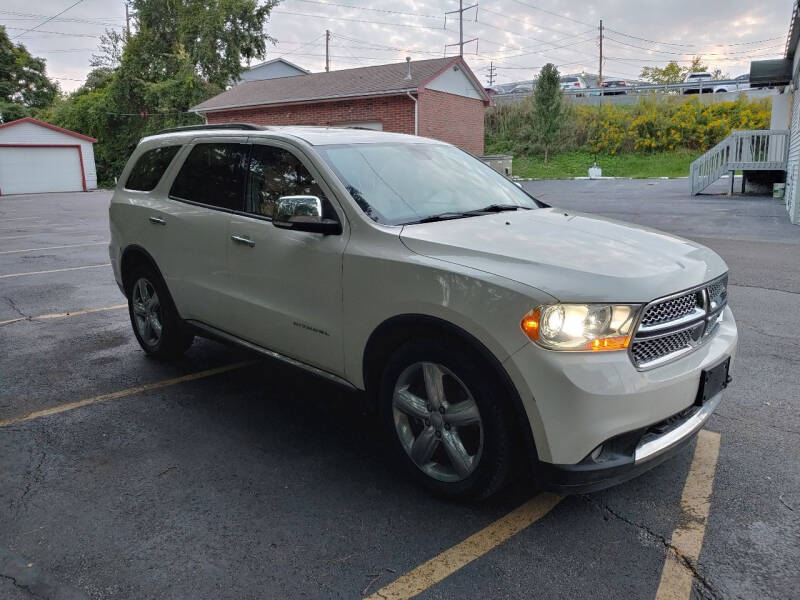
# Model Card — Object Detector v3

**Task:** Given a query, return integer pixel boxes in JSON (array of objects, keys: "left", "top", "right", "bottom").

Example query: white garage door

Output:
[{"left": 0, "top": 146, "right": 84, "bottom": 195}]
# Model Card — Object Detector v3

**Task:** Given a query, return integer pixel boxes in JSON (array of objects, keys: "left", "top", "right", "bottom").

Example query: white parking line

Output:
[
  {"left": 1, "top": 216, "right": 41, "bottom": 221},
  {"left": 0, "top": 242, "right": 107, "bottom": 255},
  {"left": 0, "top": 263, "right": 110, "bottom": 279}
]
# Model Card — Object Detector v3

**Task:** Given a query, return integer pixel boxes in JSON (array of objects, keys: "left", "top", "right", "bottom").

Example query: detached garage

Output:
[{"left": 0, "top": 117, "right": 97, "bottom": 196}]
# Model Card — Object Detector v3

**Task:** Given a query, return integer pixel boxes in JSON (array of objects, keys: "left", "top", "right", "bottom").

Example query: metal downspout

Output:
[{"left": 406, "top": 91, "right": 418, "bottom": 135}]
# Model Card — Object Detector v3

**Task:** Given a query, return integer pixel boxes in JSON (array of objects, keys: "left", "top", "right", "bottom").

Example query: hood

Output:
[{"left": 399, "top": 208, "right": 728, "bottom": 303}]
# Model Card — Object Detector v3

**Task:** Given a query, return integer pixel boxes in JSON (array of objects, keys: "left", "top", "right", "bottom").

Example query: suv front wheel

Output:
[
  {"left": 379, "top": 338, "right": 516, "bottom": 501},
  {"left": 126, "top": 265, "right": 193, "bottom": 359}
]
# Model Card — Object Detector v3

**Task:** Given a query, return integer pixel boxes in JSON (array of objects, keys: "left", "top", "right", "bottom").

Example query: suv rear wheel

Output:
[
  {"left": 127, "top": 265, "right": 193, "bottom": 358},
  {"left": 379, "top": 338, "right": 516, "bottom": 501}
]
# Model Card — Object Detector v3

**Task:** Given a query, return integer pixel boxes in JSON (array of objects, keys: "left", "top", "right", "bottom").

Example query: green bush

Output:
[{"left": 486, "top": 96, "right": 772, "bottom": 157}]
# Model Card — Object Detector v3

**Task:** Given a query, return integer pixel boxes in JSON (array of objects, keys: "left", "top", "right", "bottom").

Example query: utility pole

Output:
[
  {"left": 125, "top": 2, "right": 131, "bottom": 39},
  {"left": 598, "top": 19, "right": 603, "bottom": 89},
  {"left": 487, "top": 61, "right": 496, "bottom": 86},
  {"left": 459, "top": 0, "right": 463, "bottom": 56},
  {"left": 325, "top": 29, "right": 330, "bottom": 72},
  {"left": 444, "top": 1, "right": 478, "bottom": 57}
]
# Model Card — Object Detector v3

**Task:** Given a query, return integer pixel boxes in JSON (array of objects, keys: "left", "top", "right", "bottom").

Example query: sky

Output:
[{"left": 2, "top": 0, "right": 794, "bottom": 93}]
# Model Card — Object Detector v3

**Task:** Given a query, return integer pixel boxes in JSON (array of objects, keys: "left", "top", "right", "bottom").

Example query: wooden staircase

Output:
[{"left": 689, "top": 130, "right": 789, "bottom": 195}]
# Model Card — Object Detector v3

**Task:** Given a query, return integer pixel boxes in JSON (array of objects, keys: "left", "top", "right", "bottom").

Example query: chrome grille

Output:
[
  {"left": 630, "top": 274, "right": 728, "bottom": 369},
  {"left": 630, "top": 324, "right": 702, "bottom": 366},
  {"left": 640, "top": 292, "right": 698, "bottom": 326},
  {"left": 707, "top": 275, "right": 728, "bottom": 306}
]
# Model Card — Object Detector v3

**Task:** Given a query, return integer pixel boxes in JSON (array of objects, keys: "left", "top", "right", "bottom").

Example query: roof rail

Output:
[{"left": 155, "top": 123, "right": 266, "bottom": 135}]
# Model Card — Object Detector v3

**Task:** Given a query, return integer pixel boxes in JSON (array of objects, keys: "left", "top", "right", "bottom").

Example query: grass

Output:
[{"left": 510, "top": 150, "right": 702, "bottom": 179}]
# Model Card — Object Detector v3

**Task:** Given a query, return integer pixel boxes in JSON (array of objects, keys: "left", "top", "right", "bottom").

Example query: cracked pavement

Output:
[{"left": 1, "top": 183, "right": 798, "bottom": 599}]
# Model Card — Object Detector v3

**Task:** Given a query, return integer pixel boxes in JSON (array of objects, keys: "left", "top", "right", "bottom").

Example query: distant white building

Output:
[
  {"left": 0, "top": 117, "right": 97, "bottom": 196},
  {"left": 239, "top": 58, "right": 310, "bottom": 82}
]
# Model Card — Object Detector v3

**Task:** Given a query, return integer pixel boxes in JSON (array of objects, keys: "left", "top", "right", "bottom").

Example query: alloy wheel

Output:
[
  {"left": 131, "top": 277, "right": 163, "bottom": 347},
  {"left": 392, "top": 361, "right": 484, "bottom": 482}
]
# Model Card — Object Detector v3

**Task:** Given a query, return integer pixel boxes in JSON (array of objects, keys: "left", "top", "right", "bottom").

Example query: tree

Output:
[
  {"left": 46, "top": 0, "right": 277, "bottom": 186},
  {"left": 640, "top": 56, "right": 710, "bottom": 85},
  {"left": 711, "top": 68, "right": 729, "bottom": 81},
  {"left": 90, "top": 29, "right": 126, "bottom": 70},
  {"left": 0, "top": 26, "right": 59, "bottom": 122},
  {"left": 533, "top": 63, "right": 564, "bottom": 163}
]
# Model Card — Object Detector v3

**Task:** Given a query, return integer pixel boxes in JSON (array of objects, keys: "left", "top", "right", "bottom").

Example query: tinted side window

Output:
[
  {"left": 246, "top": 146, "right": 326, "bottom": 218},
  {"left": 169, "top": 143, "right": 248, "bottom": 211},
  {"left": 125, "top": 146, "right": 181, "bottom": 191}
]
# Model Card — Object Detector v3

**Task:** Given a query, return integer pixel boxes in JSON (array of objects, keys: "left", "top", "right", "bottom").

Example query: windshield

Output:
[{"left": 317, "top": 142, "right": 540, "bottom": 225}]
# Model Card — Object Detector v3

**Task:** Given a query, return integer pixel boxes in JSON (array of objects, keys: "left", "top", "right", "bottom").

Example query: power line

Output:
[
  {"left": 0, "top": 9, "right": 123, "bottom": 26},
  {"left": 3, "top": 26, "right": 100, "bottom": 38},
  {"left": 11, "top": 0, "right": 86, "bottom": 39},
  {"left": 288, "top": 0, "right": 441, "bottom": 20},
  {"left": 508, "top": 0, "right": 594, "bottom": 28},
  {"left": 603, "top": 35, "right": 784, "bottom": 57},
  {"left": 479, "top": 5, "right": 589, "bottom": 39},
  {"left": 271, "top": 10, "right": 446, "bottom": 31},
  {"left": 604, "top": 28, "right": 784, "bottom": 48}
]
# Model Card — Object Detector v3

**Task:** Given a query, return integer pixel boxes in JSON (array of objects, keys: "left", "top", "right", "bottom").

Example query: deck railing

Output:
[{"left": 689, "top": 130, "right": 789, "bottom": 195}]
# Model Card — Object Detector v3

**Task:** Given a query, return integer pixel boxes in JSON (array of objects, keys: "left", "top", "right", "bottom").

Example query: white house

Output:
[
  {"left": 238, "top": 58, "right": 309, "bottom": 82},
  {"left": 0, "top": 117, "right": 97, "bottom": 196},
  {"left": 753, "top": 0, "right": 800, "bottom": 224}
]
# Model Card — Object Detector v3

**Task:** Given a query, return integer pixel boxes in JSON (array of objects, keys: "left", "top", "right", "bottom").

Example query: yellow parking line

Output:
[
  {"left": 0, "top": 242, "right": 107, "bottom": 255},
  {"left": 0, "top": 360, "right": 259, "bottom": 428},
  {"left": 365, "top": 493, "right": 562, "bottom": 600},
  {"left": 655, "top": 430, "right": 721, "bottom": 600},
  {"left": 0, "top": 303, "right": 127, "bottom": 326},
  {"left": 0, "top": 263, "right": 110, "bottom": 279}
]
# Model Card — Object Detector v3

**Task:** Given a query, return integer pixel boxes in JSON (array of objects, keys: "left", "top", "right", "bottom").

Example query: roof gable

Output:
[
  {"left": 192, "top": 57, "right": 488, "bottom": 113},
  {"left": 0, "top": 117, "right": 97, "bottom": 143}
]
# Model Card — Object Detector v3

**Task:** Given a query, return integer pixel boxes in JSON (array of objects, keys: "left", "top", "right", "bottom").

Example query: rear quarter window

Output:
[{"left": 124, "top": 146, "right": 181, "bottom": 191}]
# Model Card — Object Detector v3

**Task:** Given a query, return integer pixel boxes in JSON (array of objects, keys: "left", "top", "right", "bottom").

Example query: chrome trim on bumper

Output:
[{"left": 634, "top": 392, "right": 722, "bottom": 464}]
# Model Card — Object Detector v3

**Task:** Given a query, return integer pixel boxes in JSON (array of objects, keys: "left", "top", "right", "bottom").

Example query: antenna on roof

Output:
[{"left": 405, "top": 56, "right": 412, "bottom": 80}]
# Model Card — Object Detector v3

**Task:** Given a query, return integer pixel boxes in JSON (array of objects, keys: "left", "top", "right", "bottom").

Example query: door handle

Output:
[
  {"left": 231, "top": 235, "right": 255, "bottom": 247},
  {"left": 148, "top": 216, "right": 166, "bottom": 225}
]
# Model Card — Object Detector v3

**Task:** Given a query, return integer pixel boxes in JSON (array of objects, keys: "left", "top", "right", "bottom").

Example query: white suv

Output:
[{"left": 109, "top": 125, "right": 737, "bottom": 500}]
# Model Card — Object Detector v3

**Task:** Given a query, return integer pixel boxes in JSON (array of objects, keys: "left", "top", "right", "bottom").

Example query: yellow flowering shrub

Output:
[{"left": 486, "top": 96, "right": 772, "bottom": 155}]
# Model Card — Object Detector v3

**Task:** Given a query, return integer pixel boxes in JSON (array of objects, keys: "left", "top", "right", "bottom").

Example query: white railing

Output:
[{"left": 689, "top": 130, "right": 789, "bottom": 195}]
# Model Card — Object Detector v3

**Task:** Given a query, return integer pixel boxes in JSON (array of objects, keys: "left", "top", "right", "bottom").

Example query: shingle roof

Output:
[{"left": 192, "top": 57, "right": 477, "bottom": 113}]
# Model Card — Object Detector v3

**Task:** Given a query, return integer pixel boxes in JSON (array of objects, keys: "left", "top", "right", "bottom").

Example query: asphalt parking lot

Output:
[{"left": 1, "top": 179, "right": 798, "bottom": 600}]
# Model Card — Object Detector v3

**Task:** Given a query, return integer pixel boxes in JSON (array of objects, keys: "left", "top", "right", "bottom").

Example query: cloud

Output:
[{"left": 2, "top": 0, "right": 791, "bottom": 92}]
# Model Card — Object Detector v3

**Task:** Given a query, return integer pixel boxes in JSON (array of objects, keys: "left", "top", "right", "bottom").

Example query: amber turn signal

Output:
[
  {"left": 589, "top": 336, "right": 630, "bottom": 351},
  {"left": 520, "top": 308, "right": 541, "bottom": 341}
]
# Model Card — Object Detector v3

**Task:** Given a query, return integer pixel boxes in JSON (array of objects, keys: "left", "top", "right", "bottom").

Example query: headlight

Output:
[{"left": 521, "top": 304, "right": 641, "bottom": 351}]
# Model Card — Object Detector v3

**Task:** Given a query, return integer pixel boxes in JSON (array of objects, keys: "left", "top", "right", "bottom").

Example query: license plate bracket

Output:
[{"left": 695, "top": 356, "right": 731, "bottom": 406}]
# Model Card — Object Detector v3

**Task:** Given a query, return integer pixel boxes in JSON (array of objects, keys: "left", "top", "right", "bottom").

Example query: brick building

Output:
[{"left": 191, "top": 57, "right": 490, "bottom": 156}]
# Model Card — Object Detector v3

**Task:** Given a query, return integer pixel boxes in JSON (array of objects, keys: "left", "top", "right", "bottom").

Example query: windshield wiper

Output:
[
  {"left": 464, "top": 204, "right": 531, "bottom": 215},
  {"left": 410, "top": 212, "right": 476, "bottom": 224},
  {"left": 405, "top": 205, "right": 531, "bottom": 225}
]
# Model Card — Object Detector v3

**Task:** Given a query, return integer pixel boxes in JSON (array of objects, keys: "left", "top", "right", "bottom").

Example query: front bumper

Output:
[
  {"left": 502, "top": 306, "right": 737, "bottom": 487},
  {"left": 535, "top": 390, "right": 723, "bottom": 493}
]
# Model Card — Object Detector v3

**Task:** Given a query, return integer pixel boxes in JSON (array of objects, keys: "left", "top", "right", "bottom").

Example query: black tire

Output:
[
  {"left": 379, "top": 337, "right": 517, "bottom": 501},
  {"left": 126, "top": 264, "right": 193, "bottom": 359}
]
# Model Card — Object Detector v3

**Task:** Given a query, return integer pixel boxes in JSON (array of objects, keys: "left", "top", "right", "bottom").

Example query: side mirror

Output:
[{"left": 273, "top": 195, "right": 342, "bottom": 235}]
